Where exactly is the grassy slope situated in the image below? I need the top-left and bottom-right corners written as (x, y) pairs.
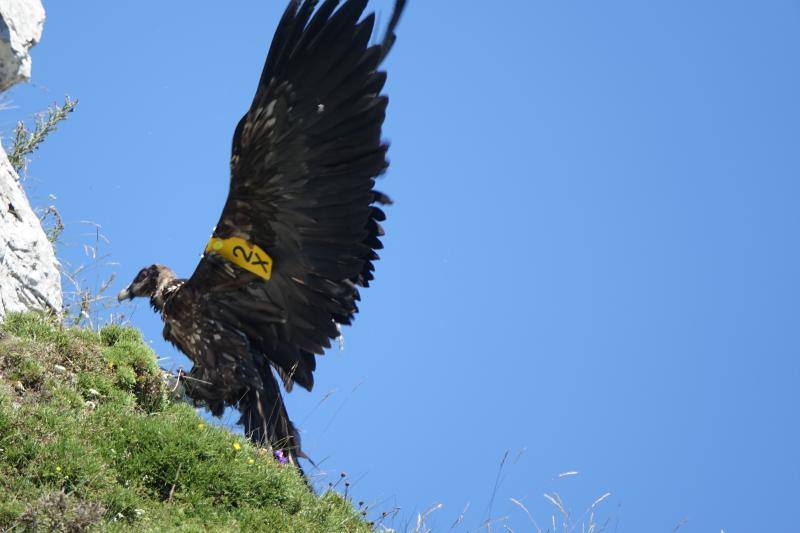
top-left (0, 313), bottom-right (369, 532)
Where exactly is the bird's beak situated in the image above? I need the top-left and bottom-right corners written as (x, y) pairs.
top-left (117, 286), bottom-right (133, 302)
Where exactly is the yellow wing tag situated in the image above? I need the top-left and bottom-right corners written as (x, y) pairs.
top-left (205, 236), bottom-right (273, 281)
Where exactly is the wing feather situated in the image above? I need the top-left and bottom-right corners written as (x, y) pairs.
top-left (184, 0), bottom-right (405, 391)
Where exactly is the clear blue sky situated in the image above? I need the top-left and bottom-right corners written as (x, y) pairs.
top-left (5, 1), bottom-right (800, 530)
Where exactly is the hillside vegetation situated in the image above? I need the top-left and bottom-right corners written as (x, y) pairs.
top-left (0, 312), bottom-right (369, 532)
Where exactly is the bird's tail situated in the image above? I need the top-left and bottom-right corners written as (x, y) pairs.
top-left (237, 373), bottom-right (309, 480)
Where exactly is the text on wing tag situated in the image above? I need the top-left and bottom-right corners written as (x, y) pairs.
top-left (204, 236), bottom-right (273, 280)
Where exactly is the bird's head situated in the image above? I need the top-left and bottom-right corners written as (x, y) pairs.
top-left (117, 264), bottom-right (175, 302)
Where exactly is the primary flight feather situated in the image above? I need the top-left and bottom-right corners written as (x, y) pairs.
top-left (118, 0), bottom-right (405, 473)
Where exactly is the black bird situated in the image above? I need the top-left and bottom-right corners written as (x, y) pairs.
top-left (118, 0), bottom-right (405, 472)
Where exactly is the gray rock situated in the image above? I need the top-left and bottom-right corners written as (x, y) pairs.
top-left (0, 0), bottom-right (45, 91)
top-left (0, 145), bottom-right (62, 320)
top-left (0, 0), bottom-right (60, 322)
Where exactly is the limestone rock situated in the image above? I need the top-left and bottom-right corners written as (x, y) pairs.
top-left (0, 146), bottom-right (62, 320)
top-left (0, 0), bottom-right (59, 321)
top-left (0, 0), bottom-right (45, 91)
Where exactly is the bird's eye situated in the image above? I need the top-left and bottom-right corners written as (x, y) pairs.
top-left (134, 270), bottom-right (147, 283)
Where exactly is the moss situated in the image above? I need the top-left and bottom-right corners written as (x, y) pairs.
top-left (99, 324), bottom-right (143, 347)
top-left (9, 352), bottom-right (46, 388)
top-left (0, 312), bottom-right (369, 532)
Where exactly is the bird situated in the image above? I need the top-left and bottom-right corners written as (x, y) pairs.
top-left (118, 0), bottom-right (405, 474)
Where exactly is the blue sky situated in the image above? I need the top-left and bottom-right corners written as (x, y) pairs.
top-left (5, 1), bottom-right (800, 530)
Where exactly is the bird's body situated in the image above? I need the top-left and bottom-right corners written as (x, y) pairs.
top-left (119, 0), bottom-right (405, 473)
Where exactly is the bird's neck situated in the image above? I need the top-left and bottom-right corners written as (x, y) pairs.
top-left (149, 273), bottom-right (182, 312)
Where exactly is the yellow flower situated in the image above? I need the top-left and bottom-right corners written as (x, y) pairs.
top-left (232, 442), bottom-right (241, 451)
top-left (248, 458), bottom-right (255, 464)
top-left (55, 466), bottom-right (61, 472)
top-left (197, 423), bottom-right (205, 430)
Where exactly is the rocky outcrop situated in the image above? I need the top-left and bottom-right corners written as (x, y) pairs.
top-left (0, 0), bottom-right (45, 91)
top-left (0, 0), bottom-right (60, 321)
top-left (0, 146), bottom-right (62, 319)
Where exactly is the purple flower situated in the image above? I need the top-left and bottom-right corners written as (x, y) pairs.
top-left (274, 449), bottom-right (288, 464)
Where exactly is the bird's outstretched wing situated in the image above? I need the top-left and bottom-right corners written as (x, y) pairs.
top-left (182, 0), bottom-right (405, 391)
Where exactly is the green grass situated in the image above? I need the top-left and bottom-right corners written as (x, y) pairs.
top-left (0, 312), bottom-right (370, 532)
